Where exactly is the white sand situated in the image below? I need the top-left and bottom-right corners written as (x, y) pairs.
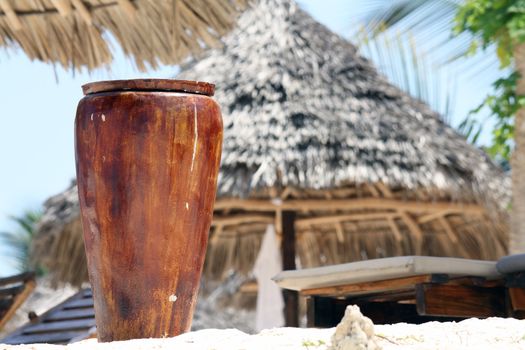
top-left (2, 318), bottom-right (525, 350)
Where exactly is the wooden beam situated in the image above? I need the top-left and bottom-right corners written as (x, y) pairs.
top-left (282, 210), bottom-right (298, 327)
top-left (0, 279), bottom-right (35, 330)
top-left (328, 188), bottom-right (357, 198)
top-left (302, 274), bottom-right (435, 297)
top-left (399, 211), bottom-right (424, 255)
top-left (334, 222), bottom-right (345, 243)
top-left (71, 0), bottom-right (92, 25)
top-left (387, 217), bottom-right (403, 242)
top-left (418, 211), bottom-right (451, 224)
top-left (366, 184), bottom-right (380, 197)
top-left (416, 283), bottom-right (506, 318)
top-left (239, 281), bottom-right (258, 294)
top-left (214, 198), bottom-right (485, 214)
top-left (280, 187), bottom-right (293, 199)
top-left (212, 214), bottom-right (274, 227)
top-left (210, 225), bottom-right (223, 244)
top-left (439, 217), bottom-right (459, 244)
top-left (376, 182), bottom-right (394, 198)
top-left (0, 0), bottom-right (22, 30)
top-left (50, 0), bottom-right (72, 16)
top-left (295, 212), bottom-right (396, 228)
top-left (217, 198), bottom-right (484, 214)
top-left (274, 209), bottom-right (282, 235)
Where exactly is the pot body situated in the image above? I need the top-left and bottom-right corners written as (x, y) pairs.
top-left (75, 80), bottom-right (222, 342)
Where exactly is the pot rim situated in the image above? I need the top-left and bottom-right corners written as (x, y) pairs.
top-left (82, 79), bottom-right (215, 96)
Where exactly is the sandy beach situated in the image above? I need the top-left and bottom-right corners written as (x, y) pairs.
top-left (1, 317), bottom-right (525, 350)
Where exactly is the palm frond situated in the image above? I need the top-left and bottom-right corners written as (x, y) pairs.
top-left (1, 210), bottom-right (42, 272)
top-left (351, 0), bottom-right (511, 146)
top-left (358, 30), bottom-right (456, 123)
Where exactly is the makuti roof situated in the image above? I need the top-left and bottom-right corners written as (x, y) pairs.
top-left (30, 0), bottom-right (510, 285)
top-left (0, 0), bottom-right (248, 71)
top-left (177, 0), bottom-right (509, 207)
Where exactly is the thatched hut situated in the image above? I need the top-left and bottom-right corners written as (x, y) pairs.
top-left (32, 0), bottom-right (509, 315)
top-left (0, 0), bottom-right (248, 71)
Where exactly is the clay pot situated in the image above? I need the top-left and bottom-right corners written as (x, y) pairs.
top-left (75, 79), bottom-right (223, 342)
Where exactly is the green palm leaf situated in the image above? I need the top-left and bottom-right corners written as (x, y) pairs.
top-left (0, 210), bottom-right (43, 273)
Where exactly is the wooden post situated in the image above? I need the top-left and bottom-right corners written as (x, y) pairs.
top-left (282, 210), bottom-right (299, 327)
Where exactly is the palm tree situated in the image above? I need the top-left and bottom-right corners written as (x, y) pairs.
top-left (511, 43), bottom-right (525, 254)
top-left (0, 210), bottom-right (43, 273)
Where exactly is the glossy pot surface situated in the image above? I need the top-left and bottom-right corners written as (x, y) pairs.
top-left (75, 79), bottom-right (223, 342)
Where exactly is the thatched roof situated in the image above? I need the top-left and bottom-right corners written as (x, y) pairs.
top-left (31, 0), bottom-right (510, 286)
top-left (0, 0), bottom-right (248, 71)
top-left (177, 0), bottom-right (507, 205)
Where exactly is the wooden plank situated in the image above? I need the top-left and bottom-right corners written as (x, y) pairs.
top-left (44, 308), bottom-right (95, 321)
top-left (63, 298), bottom-right (94, 309)
top-left (445, 276), bottom-right (505, 288)
top-left (0, 279), bottom-right (35, 330)
top-left (347, 289), bottom-right (416, 304)
top-left (509, 288), bottom-right (525, 311)
top-left (23, 318), bottom-right (95, 334)
top-left (282, 210), bottom-right (298, 327)
top-left (214, 198), bottom-right (485, 215)
top-left (2, 331), bottom-right (88, 345)
top-left (302, 274), bottom-right (437, 297)
top-left (416, 283), bottom-right (506, 318)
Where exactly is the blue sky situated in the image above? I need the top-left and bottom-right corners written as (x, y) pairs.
top-left (0, 0), bottom-right (499, 275)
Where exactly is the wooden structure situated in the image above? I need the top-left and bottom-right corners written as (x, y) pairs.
top-left (0, 272), bottom-right (35, 331)
top-left (0, 0), bottom-right (248, 71)
top-left (31, 0), bottom-right (510, 326)
top-left (274, 256), bottom-right (525, 326)
top-left (0, 289), bottom-right (94, 345)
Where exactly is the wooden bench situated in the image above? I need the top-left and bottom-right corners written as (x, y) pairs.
top-left (273, 256), bottom-right (525, 326)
